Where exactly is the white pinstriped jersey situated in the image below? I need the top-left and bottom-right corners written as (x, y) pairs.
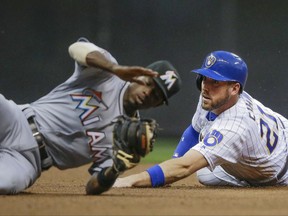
top-left (27, 41), bottom-right (129, 173)
top-left (192, 92), bottom-right (288, 185)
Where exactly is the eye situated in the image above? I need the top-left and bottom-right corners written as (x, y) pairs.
top-left (146, 80), bottom-right (152, 86)
top-left (136, 76), bottom-right (151, 86)
top-left (148, 78), bottom-right (155, 86)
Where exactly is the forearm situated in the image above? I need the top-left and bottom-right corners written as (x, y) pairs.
top-left (68, 41), bottom-right (116, 71)
top-left (160, 150), bottom-right (208, 185)
top-left (160, 159), bottom-right (194, 184)
top-left (86, 51), bottom-right (118, 72)
top-left (118, 158), bottom-right (195, 188)
top-left (115, 150), bottom-right (208, 188)
top-left (134, 158), bottom-right (193, 187)
top-left (68, 41), bottom-right (157, 82)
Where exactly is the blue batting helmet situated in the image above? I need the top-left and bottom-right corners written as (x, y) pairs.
top-left (192, 51), bottom-right (248, 92)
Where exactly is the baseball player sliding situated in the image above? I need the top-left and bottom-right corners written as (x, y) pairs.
top-left (0, 37), bottom-right (181, 195)
top-left (114, 51), bottom-right (288, 188)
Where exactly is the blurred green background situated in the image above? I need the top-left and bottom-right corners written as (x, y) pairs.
top-left (142, 137), bottom-right (179, 163)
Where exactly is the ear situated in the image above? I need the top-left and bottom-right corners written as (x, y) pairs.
top-left (230, 83), bottom-right (241, 95)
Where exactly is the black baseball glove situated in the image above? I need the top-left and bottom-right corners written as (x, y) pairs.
top-left (112, 115), bottom-right (158, 173)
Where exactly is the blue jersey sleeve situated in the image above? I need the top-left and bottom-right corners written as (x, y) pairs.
top-left (172, 125), bottom-right (199, 158)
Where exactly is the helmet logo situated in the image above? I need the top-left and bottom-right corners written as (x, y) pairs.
top-left (205, 54), bottom-right (216, 68)
top-left (160, 70), bottom-right (178, 90)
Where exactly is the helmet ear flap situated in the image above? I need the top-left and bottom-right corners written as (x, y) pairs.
top-left (196, 75), bottom-right (203, 91)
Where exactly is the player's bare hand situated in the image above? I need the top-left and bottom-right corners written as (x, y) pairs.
top-left (113, 177), bottom-right (133, 188)
top-left (112, 65), bottom-right (158, 85)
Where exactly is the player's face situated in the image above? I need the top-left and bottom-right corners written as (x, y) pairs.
top-left (125, 76), bottom-right (165, 110)
top-left (201, 76), bottom-right (240, 114)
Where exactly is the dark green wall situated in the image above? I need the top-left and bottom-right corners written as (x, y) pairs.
top-left (1, 0), bottom-right (288, 138)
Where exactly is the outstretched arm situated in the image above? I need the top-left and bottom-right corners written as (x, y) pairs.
top-left (113, 149), bottom-right (208, 187)
top-left (68, 41), bottom-right (158, 85)
top-left (86, 116), bottom-right (158, 194)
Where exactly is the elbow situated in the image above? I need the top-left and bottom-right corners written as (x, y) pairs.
top-left (68, 43), bottom-right (77, 58)
top-left (68, 42), bottom-right (98, 66)
top-left (68, 42), bottom-right (87, 66)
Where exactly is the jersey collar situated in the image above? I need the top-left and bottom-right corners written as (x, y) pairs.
top-left (206, 111), bottom-right (218, 121)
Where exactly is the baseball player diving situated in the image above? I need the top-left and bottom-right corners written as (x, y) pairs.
top-left (0, 37), bottom-right (181, 195)
top-left (114, 51), bottom-right (288, 188)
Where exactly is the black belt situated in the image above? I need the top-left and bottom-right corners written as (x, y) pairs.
top-left (28, 117), bottom-right (52, 170)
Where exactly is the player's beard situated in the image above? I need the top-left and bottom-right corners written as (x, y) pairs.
top-left (201, 89), bottom-right (231, 112)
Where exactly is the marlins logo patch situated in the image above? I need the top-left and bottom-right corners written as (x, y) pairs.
top-left (203, 129), bottom-right (223, 147)
top-left (160, 70), bottom-right (178, 90)
top-left (204, 54), bottom-right (216, 68)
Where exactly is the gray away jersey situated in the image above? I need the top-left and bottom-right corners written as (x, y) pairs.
top-left (28, 46), bottom-right (127, 172)
top-left (192, 92), bottom-right (288, 185)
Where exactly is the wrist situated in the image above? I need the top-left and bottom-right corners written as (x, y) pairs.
top-left (86, 167), bottom-right (119, 195)
top-left (146, 164), bottom-right (165, 187)
top-left (98, 167), bottom-right (119, 187)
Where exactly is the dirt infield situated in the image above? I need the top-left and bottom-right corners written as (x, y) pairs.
top-left (1, 164), bottom-right (288, 216)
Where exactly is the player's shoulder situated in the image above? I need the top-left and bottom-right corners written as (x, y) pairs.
top-left (216, 94), bottom-right (256, 128)
top-left (228, 92), bottom-right (262, 129)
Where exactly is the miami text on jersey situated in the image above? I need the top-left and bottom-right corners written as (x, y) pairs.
top-left (71, 88), bottom-right (109, 162)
